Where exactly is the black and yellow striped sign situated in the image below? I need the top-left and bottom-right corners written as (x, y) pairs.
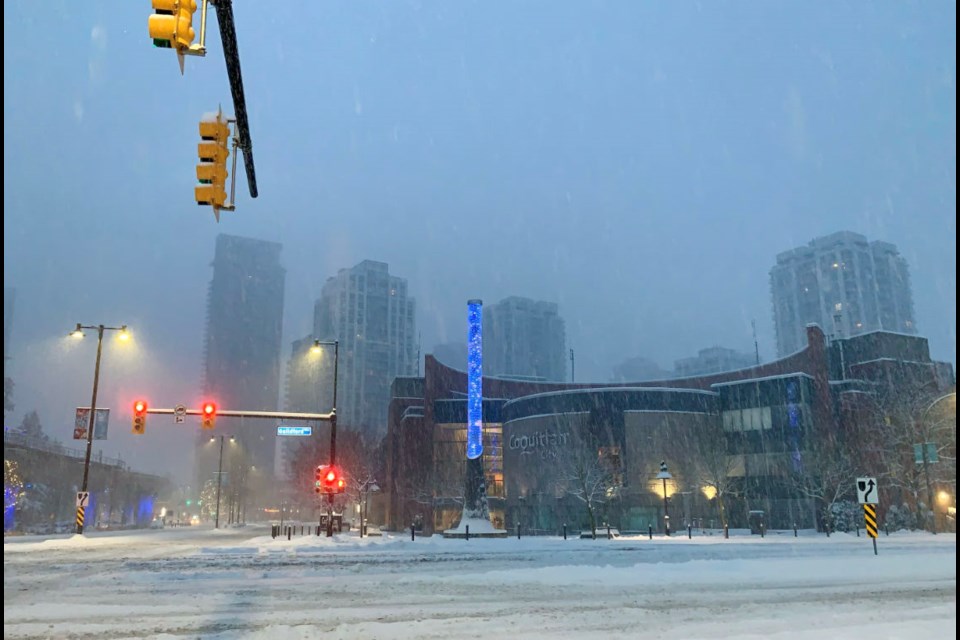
top-left (863, 504), bottom-right (878, 538)
top-left (76, 506), bottom-right (85, 531)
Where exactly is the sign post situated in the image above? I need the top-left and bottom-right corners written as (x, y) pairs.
top-left (863, 504), bottom-right (878, 555)
top-left (174, 404), bottom-right (187, 424)
top-left (856, 477), bottom-right (879, 555)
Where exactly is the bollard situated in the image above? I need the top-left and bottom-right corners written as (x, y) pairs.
top-left (466, 524), bottom-right (470, 541)
top-left (563, 524), bottom-right (567, 540)
top-left (517, 523), bottom-right (521, 540)
top-left (648, 524), bottom-right (653, 540)
top-left (794, 523), bottom-right (798, 537)
top-left (688, 524), bottom-right (692, 539)
top-left (724, 524), bottom-right (729, 539)
top-left (301, 525), bottom-right (304, 536)
top-left (760, 523), bottom-right (765, 538)
top-left (271, 525), bottom-right (276, 539)
top-left (856, 525), bottom-right (860, 537)
top-left (607, 525), bottom-right (611, 540)
top-left (411, 524), bottom-right (415, 541)
top-left (287, 527), bottom-right (291, 541)
top-left (885, 524), bottom-right (889, 537)
top-left (316, 525), bottom-right (321, 536)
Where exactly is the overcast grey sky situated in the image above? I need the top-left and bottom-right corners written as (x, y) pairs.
top-left (4, 1), bottom-right (955, 478)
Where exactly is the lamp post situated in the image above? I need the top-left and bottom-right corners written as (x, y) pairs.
top-left (69, 323), bottom-right (129, 535)
top-left (656, 460), bottom-right (672, 536)
top-left (312, 339), bottom-right (339, 537)
top-left (917, 392), bottom-right (956, 534)
top-left (359, 479), bottom-right (380, 538)
top-left (210, 434), bottom-right (235, 529)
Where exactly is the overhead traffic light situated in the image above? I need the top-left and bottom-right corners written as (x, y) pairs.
top-left (148, 0), bottom-right (197, 52)
top-left (324, 467), bottom-right (346, 494)
top-left (132, 400), bottom-right (148, 435)
top-left (195, 109), bottom-right (232, 219)
top-left (314, 466), bottom-right (345, 494)
top-left (201, 402), bottom-right (217, 429)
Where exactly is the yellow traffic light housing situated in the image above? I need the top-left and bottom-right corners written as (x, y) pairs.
top-left (195, 109), bottom-right (235, 220)
top-left (132, 400), bottom-right (148, 435)
top-left (148, 0), bottom-right (177, 49)
top-left (149, 0), bottom-right (206, 71)
top-left (148, 0), bottom-right (197, 50)
top-left (175, 0), bottom-right (198, 51)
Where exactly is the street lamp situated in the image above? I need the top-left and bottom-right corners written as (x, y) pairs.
top-left (210, 434), bottom-right (235, 528)
top-left (656, 460), bottom-right (672, 536)
top-left (917, 392), bottom-right (956, 535)
top-left (69, 323), bottom-right (129, 534)
top-left (312, 339), bottom-right (340, 537)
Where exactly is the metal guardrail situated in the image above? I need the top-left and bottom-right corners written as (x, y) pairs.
top-left (3, 430), bottom-right (128, 469)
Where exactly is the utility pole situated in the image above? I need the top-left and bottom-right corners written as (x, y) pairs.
top-left (570, 348), bottom-right (575, 383)
top-left (70, 323), bottom-right (128, 534)
top-left (751, 319), bottom-right (760, 366)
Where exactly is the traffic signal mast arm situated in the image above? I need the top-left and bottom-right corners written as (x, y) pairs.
top-left (210, 0), bottom-right (257, 198)
top-left (140, 407), bottom-right (336, 421)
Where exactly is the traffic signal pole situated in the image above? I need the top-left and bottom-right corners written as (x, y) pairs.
top-left (326, 411), bottom-right (337, 537)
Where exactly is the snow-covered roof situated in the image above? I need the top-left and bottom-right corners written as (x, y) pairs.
top-left (849, 358), bottom-right (934, 367)
top-left (710, 372), bottom-right (814, 388)
top-left (503, 386), bottom-right (719, 408)
top-left (839, 328), bottom-right (925, 341)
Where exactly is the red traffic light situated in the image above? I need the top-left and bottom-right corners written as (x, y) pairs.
top-left (133, 400), bottom-right (148, 415)
top-left (325, 470), bottom-right (336, 483)
top-left (203, 402), bottom-right (216, 415)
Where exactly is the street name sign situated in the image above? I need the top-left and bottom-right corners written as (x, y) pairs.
top-left (277, 425), bottom-right (312, 437)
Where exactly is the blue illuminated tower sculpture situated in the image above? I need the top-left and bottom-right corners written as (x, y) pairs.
top-left (464, 299), bottom-right (490, 520)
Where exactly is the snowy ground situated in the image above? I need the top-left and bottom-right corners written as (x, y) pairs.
top-left (4, 525), bottom-right (955, 639)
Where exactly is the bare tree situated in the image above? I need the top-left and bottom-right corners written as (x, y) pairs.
top-left (17, 410), bottom-right (48, 443)
top-left (687, 424), bottom-right (740, 528)
top-left (555, 439), bottom-right (617, 535)
top-left (873, 378), bottom-right (956, 529)
top-left (791, 434), bottom-right (858, 533)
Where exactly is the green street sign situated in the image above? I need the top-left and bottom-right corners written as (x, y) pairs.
top-left (913, 442), bottom-right (939, 464)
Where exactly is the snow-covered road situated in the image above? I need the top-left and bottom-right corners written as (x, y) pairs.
top-left (4, 526), bottom-right (955, 639)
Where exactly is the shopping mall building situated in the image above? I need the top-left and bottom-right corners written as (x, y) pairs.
top-left (385, 325), bottom-right (954, 534)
